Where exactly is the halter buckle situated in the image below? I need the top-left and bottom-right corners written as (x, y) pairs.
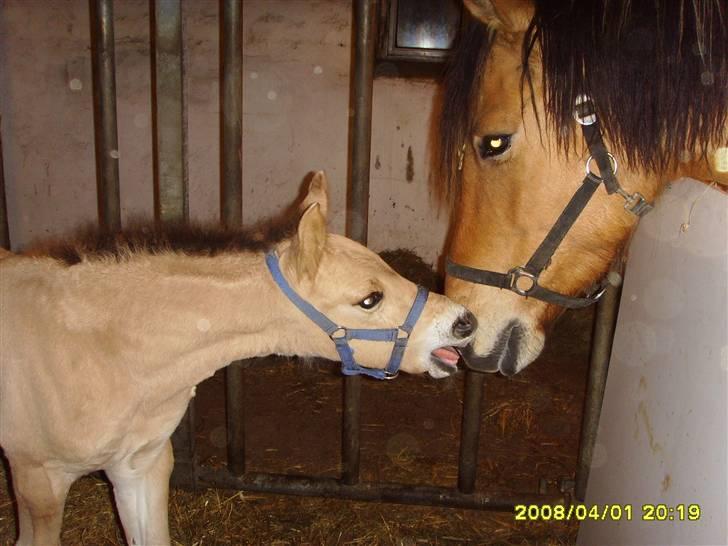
top-left (506, 267), bottom-right (538, 296)
top-left (616, 189), bottom-right (653, 217)
top-left (383, 370), bottom-right (399, 380)
top-left (330, 327), bottom-right (347, 340)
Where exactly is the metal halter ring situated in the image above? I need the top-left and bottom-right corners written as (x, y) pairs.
top-left (507, 267), bottom-right (538, 297)
top-left (585, 153), bottom-right (618, 180)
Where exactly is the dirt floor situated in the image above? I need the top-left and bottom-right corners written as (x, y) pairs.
top-left (0, 251), bottom-right (593, 545)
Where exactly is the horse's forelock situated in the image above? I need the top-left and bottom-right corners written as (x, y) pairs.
top-left (525, 0), bottom-right (727, 173)
top-left (438, 16), bottom-right (494, 203)
top-left (439, 1), bottom-right (726, 190)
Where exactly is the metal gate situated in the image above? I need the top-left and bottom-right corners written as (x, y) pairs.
top-left (0, 0), bottom-right (619, 511)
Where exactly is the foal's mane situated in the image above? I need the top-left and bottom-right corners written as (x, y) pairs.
top-left (439, 0), bottom-right (727, 195)
top-left (36, 217), bottom-right (297, 266)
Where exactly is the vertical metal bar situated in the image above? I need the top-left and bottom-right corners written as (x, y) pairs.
top-left (342, 375), bottom-right (362, 484)
top-left (220, 0), bottom-right (242, 228)
top-left (0, 117), bottom-right (8, 249)
top-left (151, 0), bottom-right (193, 488)
top-left (89, 0), bottom-right (121, 232)
top-left (458, 370), bottom-right (485, 494)
top-left (152, 0), bottom-right (187, 222)
top-left (347, 0), bottom-right (376, 244)
top-left (575, 281), bottom-right (622, 501)
top-left (342, 0), bottom-right (377, 486)
top-left (220, 0), bottom-right (246, 476)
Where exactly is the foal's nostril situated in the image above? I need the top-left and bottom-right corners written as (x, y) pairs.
top-left (452, 311), bottom-right (477, 338)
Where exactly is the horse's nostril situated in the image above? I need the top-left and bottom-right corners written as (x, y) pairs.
top-left (452, 311), bottom-right (477, 338)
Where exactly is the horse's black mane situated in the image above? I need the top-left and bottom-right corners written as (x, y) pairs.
top-left (439, 0), bottom-right (727, 194)
top-left (37, 216), bottom-right (298, 266)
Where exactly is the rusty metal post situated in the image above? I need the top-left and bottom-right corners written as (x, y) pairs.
top-left (89, 0), bottom-right (121, 233)
top-left (458, 370), bottom-right (485, 493)
top-left (575, 281), bottom-right (622, 501)
top-left (220, 0), bottom-right (246, 476)
top-left (150, 0), bottom-right (193, 488)
top-left (0, 117), bottom-right (8, 249)
top-left (220, 0), bottom-right (242, 229)
top-left (342, 0), bottom-right (377, 486)
top-left (152, 0), bottom-right (187, 223)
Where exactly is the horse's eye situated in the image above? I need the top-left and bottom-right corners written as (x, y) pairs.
top-left (357, 291), bottom-right (383, 310)
top-left (477, 134), bottom-right (512, 159)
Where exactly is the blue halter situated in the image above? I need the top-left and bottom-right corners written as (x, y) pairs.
top-left (265, 250), bottom-right (429, 380)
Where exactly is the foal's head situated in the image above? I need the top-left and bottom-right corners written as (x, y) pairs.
top-left (441, 0), bottom-right (726, 374)
top-left (276, 172), bottom-right (477, 378)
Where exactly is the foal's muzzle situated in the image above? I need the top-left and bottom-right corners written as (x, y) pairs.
top-left (452, 311), bottom-right (477, 339)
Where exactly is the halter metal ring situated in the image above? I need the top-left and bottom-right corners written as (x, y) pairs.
top-left (585, 153), bottom-right (618, 180)
top-left (507, 267), bottom-right (538, 297)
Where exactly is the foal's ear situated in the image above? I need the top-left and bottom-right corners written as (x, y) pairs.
top-left (300, 171), bottom-right (329, 220)
top-left (463, 0), bottom-right (533, 33)
top-left (291, 202), bottom-right (327, 282)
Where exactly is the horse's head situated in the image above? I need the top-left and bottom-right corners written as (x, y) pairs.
top-left (441, 0), bottom-right (726, 375)
top-left (276, 172), bottom-right (477, 379)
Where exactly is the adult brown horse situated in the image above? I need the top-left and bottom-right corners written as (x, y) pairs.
top-left (439, 0), bottom-right (727, 375)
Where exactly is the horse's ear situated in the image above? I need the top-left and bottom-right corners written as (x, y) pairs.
top-left (463, 0), bottom-right (533, 33)
top-left (290, 202), bottom-right (327, 282)
top-left (300, 171), bottom-right (329, 220)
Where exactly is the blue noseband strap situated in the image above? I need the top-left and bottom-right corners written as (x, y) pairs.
top-left (265, 250), bottom-right (429, 380)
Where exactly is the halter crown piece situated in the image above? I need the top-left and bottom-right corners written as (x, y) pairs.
top-left (446, 95), bottom-right (654, 309)
top-left (265, 251), bottom-right (429, 380)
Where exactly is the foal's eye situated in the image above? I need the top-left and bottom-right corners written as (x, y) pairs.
top-left (477, 134), bottom-right (512, 159)
top-left (357, 291), bottom-right (383, 310)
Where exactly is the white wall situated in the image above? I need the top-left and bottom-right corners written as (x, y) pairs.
top-left (577, 179), bottom-right (728, 546)
top-left (0, 0), bottom-right (449, 263)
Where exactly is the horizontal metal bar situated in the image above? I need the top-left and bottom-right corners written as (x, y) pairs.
top-left (196, 467), bottom-right (566, 511)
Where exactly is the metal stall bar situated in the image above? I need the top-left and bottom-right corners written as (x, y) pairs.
top-left (458, 371), bottom-right (486, 493)
top-left (342, 0), bottom-right (377, 486)
top-left (152, 0), bottom-right (187, 223)
top-left (575, 281), bottom-right (622, 501)
top-left (220, 0), bottom-right (247, 477)
top-left (90, 0), bottom-right (121, 233)
top-left (198, 466), bottom-right (564, 510)
top-left (0, 117), bottom-right (8, 250)
top-left (151, 0), bottom-right (194, 488)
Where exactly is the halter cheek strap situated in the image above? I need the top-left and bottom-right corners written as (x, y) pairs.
top-left (447, 96), bottom-right (654, 309)
top-left (265, 251), bottom-right (429, 380)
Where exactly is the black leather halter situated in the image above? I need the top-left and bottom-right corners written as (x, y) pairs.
top-left (446, 96), bottom-right (654, 309)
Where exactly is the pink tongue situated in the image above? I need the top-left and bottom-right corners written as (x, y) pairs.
top-left (432, 347), bottom-right (460, 366)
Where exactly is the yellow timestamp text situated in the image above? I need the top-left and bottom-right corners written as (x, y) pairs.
top-left (514, 503), bottom-right (701, 522)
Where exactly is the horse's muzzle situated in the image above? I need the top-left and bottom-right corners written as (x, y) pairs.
top-left (457, 320), bottom-right (525, 376)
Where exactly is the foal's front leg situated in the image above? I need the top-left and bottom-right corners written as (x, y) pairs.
top-left (106, 439), bottom-right (174, 546)
top-left (9, 460), bottom-right (76, 546)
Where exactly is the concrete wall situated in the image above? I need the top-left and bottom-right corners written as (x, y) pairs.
top-left (0, 0), bottom-right (449, 263)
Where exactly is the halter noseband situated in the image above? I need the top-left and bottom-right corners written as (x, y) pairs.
top-left (265, 250), bottom-right (430, 380)
top-left (446, 96), bottom-right (654, 309)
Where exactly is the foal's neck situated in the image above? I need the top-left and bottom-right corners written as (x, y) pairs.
top-left (68, 250), bottom-right (331, 392)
